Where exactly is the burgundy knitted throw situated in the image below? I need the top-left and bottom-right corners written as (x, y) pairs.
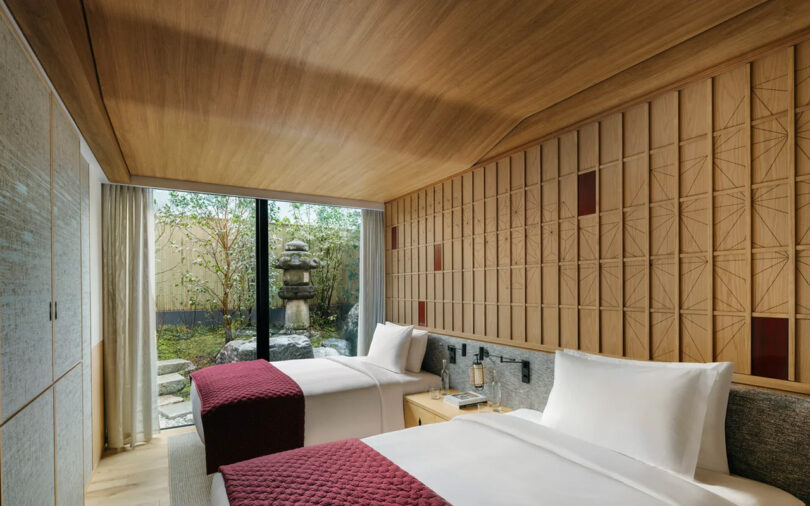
top-left (220, 438), bottom-right (450, 505)
top-left (191, 359), bottom-right (304, 474)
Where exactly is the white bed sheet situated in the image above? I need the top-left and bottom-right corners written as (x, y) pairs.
top-left (210, 411), bottom-right (803, 506)
top-left (191, 356), bottom-right (440, 446)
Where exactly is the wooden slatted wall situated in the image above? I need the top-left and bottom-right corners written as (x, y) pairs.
top-left (385, 41), bottom-right (810, 395)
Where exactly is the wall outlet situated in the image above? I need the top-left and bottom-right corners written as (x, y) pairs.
top-left (521, 360), bottom-right (531, 383)
top-left (448, 345), bottom-right (456, 364)
top-left (461, 343), bottom-right (466, 357)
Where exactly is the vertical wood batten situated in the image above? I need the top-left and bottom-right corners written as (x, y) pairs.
top-left (382, 37), bottom-right (810, 394)
top-left (789, 46), bottom-right (797, 381)
top-left (674, 92), bottom-right (682, 362)
top-left (644, 103), bottom-right (652, 359)
top-left (745, 62), bottom-right (754, 374)
top-left (708, 77), bottom-right (715, 363)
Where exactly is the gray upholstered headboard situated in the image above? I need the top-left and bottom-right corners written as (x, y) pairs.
top-left (726, 386), bottom-right (810, 504)
top-left (423, 333), bottom-right (810, 504)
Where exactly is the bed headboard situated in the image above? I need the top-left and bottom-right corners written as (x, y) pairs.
top-left (423, 333), bottom-right (810, 504)
top-left (725, 386), bottom-right (810, 504)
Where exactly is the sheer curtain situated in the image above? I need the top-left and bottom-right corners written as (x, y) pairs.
top-left (102, 185), bottom-right (158, 448)
top-left (358, 209), bottom-right (385, 356)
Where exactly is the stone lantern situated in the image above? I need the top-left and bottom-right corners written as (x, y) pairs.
top-left (273, 239), bottom-right (320, 331)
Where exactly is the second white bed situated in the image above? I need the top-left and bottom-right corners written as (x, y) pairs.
top-left (191, 356), bottom-right (440, 446)
top-left (210, 410), bottom-right (803, 506)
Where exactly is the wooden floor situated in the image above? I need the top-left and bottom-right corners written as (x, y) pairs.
top-left (85, 425), bottom-right (195, 506)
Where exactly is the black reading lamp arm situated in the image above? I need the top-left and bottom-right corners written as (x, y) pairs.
top-left (476, 347), bottom-right (531, 384)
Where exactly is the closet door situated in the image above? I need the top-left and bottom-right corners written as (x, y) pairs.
top-left (0, 14), bottom-right (53, 421)
top-left (51, 101), bottom-right (82, 378)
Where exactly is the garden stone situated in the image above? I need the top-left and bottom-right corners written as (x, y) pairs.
top-left (215, 337), bottom-right (257, 364)
top-left (313, 347), bottom-right (340, 358)
top-left (160, 412), bottom-right (194, 429)
top-left (342, 303), bottom-right (359, 342)
top-left (268, 335), bottom-right (314, 361)
top-left (157, 358), bottom-right (194, 375)
top-left (322, 338), bottom-right (350, 356)
top-left (236, 340), bottom-right (257, 362)
top-left (158, 373), bottom-right (186, 395)
top-left (215, 335), bottom-right (314, 363)
top-left (159, 401), bottom-right (192, 420)
top-left (159, 395), bottom-right (184, 406)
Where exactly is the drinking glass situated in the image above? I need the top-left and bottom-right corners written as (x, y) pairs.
top-left (489, 380), bottom-right (502, 413)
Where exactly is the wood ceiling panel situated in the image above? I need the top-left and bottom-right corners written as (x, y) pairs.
top-left (484, 0), bottom-right (810, 163)
top-left (80, 0), bottom-right (760, 201)
top-left (3, 0), bottom-right (129, 182)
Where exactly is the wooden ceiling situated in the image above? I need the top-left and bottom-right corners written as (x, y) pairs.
top-left (10, 0), bottom-right (810, 202)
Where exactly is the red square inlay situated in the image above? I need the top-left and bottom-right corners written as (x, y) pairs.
top-left (751, 316), bottom-right (789, 380)
top-left (391, 226), bottom-right (398, 249)
top-left (578, 171), bottom-right (596, 216)
top-left (418, 301), bottom-right (426, 327)
top-left (434, 244), bottom-right (443, 271)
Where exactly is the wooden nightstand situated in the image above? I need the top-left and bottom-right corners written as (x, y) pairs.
top-left (403, 389), bottom-right (512, 428)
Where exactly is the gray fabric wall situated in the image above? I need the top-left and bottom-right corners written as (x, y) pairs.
top-left (422, 332), bottom-right (810, 504)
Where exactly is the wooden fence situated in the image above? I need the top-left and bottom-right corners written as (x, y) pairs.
top-left (155, 222), bottom-right (359, 312)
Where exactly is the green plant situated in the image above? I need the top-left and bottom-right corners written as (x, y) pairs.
top-left (156, 192), bottom-right (280, 342)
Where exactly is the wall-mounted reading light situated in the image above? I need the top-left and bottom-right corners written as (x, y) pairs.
top-left (474, 346), bottom-right (531, 384)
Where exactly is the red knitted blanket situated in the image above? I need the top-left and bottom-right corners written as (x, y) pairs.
top-left (191, 359), bottom-right (304, 474)
top-left (220, 438), bottom-right (450, 505)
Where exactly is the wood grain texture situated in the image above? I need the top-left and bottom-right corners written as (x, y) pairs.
top-left (485, 0), bottom-right (810, 163)
top-left (84, 425), bottom-right (195, 506)
top-left (387, 40), bottom-right (810, 394)
top-left (2, 0), bottom-right (129, 183)
top-left (37, 0), bottom-right (756, 202)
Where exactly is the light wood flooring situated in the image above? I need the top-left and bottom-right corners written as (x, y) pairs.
top-left (85, 425), bottom-right (195, 506)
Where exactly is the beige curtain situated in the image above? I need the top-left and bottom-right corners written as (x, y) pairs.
top-left (102, 185), bottom-right (157, 448)
top-left (359, 209), bottom-right (385, 355)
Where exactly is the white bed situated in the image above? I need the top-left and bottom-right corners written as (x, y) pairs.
top-left (191, 356), bottom-right (440, 446)
top-left (209, 410), bottom-right (803, 506)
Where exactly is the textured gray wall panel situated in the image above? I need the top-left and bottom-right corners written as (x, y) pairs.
top-left (52, 104), bottom-right (82, 378)
top-left (0, 9), bottom-right (53, 421)
top-left (1, 389), bottom-right (55, 505)
top-left (80, 158), bottom-right (92, 484)
top-left (423, 333), bottom-right (554, 411)
top-left (726, 386), bottom-right (810, 505)
top-left (56, 367), bottom-right (84, 506)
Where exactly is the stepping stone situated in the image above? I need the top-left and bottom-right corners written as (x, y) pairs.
top-left (159, 401), bottom-right (192, 420)
top-left (313, 347), bottom-right (339, 358)
top-left (159, 395), bottom-right (184, 406)
top-left (158, 373), bottom-right (186, 395)
top-left (157, 358), bottom-right (194, 375)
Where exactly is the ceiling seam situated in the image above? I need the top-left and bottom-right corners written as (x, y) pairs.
top-left (79, 0), bottom-right (131, 177)
top-left (472, 0), bottom-right (772, 168)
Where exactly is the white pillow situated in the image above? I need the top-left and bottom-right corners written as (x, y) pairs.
top-left (541, 351), bottom-right (716, 478)
top-left (386, 322), bottom-right (428, 372)
top-left (563, 349), bottom-right (733, 474)
top-left (366, 323), bottom-right (413, 373)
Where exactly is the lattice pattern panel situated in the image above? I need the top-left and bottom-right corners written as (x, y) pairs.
top-left (386, 42), bottom-right (810, 393)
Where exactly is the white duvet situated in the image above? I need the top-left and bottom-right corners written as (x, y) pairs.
top-left (191, 356), bottom-right (440, 446)
top-left (210, 411), bottom-right (803, 506)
